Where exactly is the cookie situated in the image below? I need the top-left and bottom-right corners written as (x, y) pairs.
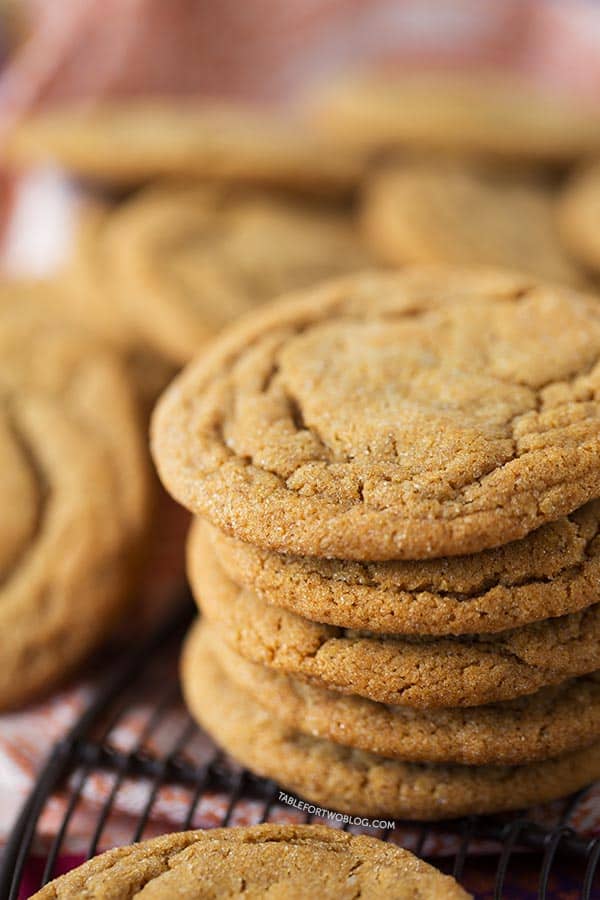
top-left (189, 520), bottom-right (600, 708)
top-left (557, 161), bottom-right (600, 274)
top-left (0, 283), bottom-right (149, 708)
top-left (153, 268), bottom-right (600, 560)
top-left (31, 824), bottom-right (470, 899)
top-left (193, 620), bottom-right (600, 766)
top-left (103, 183), bottom-right (370, 364)
top-left (309, 71), bottom-right (600, 164)
top-left (182, 636), bottom-right (600, 820)
top-left (7, 100), bottom-right (362, 192)
top-left (207, 500), bottom-right (600, 635)
top-left (361, 161), bottom-right (583, 286)
top-left (62, 201), bottom-right (175, 406)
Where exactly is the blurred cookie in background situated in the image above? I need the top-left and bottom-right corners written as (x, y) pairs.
top-left (361, 160), bottom-right (584, 286)
top-left (98, 182), bottom-right (371, 364)
top-left (5, 100), bottom-right (364, 194)
top-left (0, 281), bottom-right (150, 708)
top-left (60, 200), bottom-right (175, 409)
top-left (309, 71), bottom-right (600, 165)
top-left (557, 161), bottom-right (600, 276)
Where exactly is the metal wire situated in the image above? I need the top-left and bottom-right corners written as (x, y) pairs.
top-left (0, 596), bottom-right (598, 900)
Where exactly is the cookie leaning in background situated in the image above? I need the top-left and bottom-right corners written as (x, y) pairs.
top-left (30, 825), bottom-right (471, 899)
top-left (60, 200), bottom-right (175, 407)
top-left (557, 161), bottom-right (600, 274)
top-left (308, 70), bottom-right (600, 164)
top-left (5, 100), bottom-right (363, 193)
top-left (361, 161), bottom-right (583, 287)
top-left (182, 635), bottom-right (600, 821)
top-left (102, 183), bottom-right (370, 364)
top-left (152, 268), bottom-right (600, 560)
top-left (0, 283), bottom-right (149, 708)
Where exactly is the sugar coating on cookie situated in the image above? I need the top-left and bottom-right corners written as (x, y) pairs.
top-left (193, 620), bottom-right (600, 766)
top-left (182, 634), bottom-right (600, 821)
top-left (31, 824), bottom-right (470, 899)
top-left (153, 268), bottom-right (600, 560)
top-left (207, 500), bottom-right (600, 635)
top-left (188, 520), bottom-right (600, 708)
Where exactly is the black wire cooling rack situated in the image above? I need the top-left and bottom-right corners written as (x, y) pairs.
top-left (1, 592), bottom-right (599, 900)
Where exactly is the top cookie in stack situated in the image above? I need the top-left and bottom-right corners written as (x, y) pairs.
top-left (154, 266), bottom-right (600, 820)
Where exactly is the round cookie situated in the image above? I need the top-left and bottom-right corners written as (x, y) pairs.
top-left (31, 825), bottom-right (470, 900)
top-left (104, 183), bottom-right (370, 364)
top-left (182, 637), bottom-right (600, 821)
top-left (0, 283), bottom-right (149, 708)
top-left (194, 621), bottom-right (600, 766)
top-left (189, 520), bottom-right (600, 709)
top-left (361, 161), bottom-right (583, 286)
top-left (309, 71), bottom-right (600, 164)
top-left (207, 500), bottom-right (600, 635)
top-left (153, 268), bottom-right (600, 561)
top-left (62, 201), bottom-right (175, 407)
top-left (557, 161), bottom-right (600, 274)
top-left (7, 100), bottom-right (362, 192)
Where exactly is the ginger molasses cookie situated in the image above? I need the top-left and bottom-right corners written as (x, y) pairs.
top-left (0, 283), bottom-right (149, 708)
top-left (153, 268), bottom-right (600, 560)
top-left (309, 71), bottom-right (600, 164)
top-left (557, 161), bottom-right (600, 274)
top-left (182, 638), bottom-right (600, 821)
top-left (207, 500), bottom-right (600, 635)
top-left (104, 183), bottom-right (370, 364)
top-left (361, 161), bottom-right (582, 286)
top-left (193, 621), bottom-right (600, 766)
top-left (7, 100), bottom-right (362, 192)
top-left (189, 521), bottom-right (600, 709)
top-left (31, 824), bottom-right (470, 899)
top-left (62, 201), bottom-right (175, 406)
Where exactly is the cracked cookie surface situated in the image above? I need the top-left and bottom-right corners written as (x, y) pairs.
top-left (0, 284), bottom-right (149, 708)
top-left (362, 161), bottom-right (582, 286)
top-left (207, 500), bottom-right (600, 635)
top-left (107, 183), bottom-right (370, 364)
top-left (189, 521), bottom-right (600, 708)
top-left (182, 636), bottom-right (600, 820)
top-left (32, 824), bottom-right (470, 899)
top-left (153, 269), bottom-right (600, 560)
top-left (192, 621), bottom-right (600, 765)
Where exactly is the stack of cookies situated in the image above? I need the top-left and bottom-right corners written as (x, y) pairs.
top-left (152, 267), bottom-right (600, 820)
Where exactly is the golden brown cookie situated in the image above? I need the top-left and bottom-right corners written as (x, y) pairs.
top-left (194, 620), bottom-right (600, 766)
top-left (31, 824), bottom-right (470, 899)
top-left (103, 182), bottom-right (370, 364)
top-left (153, 268), bottom-right (600, 561)
top-left (61, 201), bottom-right (175, 406)
top-left (361, 161), bottom-right (583, 286)
top-left (207, 500), bottom-right (600, 635)
top-left (557, 161), bottom-right (600, 274)
top-left (0, 282), bottom-right (149, 708)
top-left (189, 520), bottom-right (600, 709)
top-left (182, 635), bottom-right (600, 821)
top-left (7, 100), bottom-right (362, 192)
top-left (309, 71), bottom-right (600, 164)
